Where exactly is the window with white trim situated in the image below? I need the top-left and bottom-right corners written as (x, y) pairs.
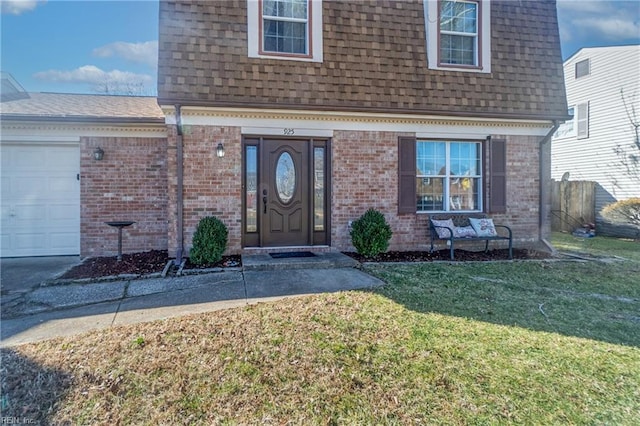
top-left (247, 0), bottom-right (323, 62)
top-left (425, 0), bottom-right (491, 73)
top-left (262, 0), bottom-right (308, 55)
top-left (416, 141), bottom-right (482, 212)
top-left (439, 0), bottom-right (479, 66)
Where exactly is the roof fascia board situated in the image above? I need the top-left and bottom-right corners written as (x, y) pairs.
top-left (160, 105), bottom-right (557, 138)
top-left (0, 114), bottom-right (165, 125)
top-left (1, 120), bottom-right (167, 139)
top-left (157, 98), bottom-right (571, 122)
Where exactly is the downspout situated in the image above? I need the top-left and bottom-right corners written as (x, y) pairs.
top-left (175, 105), bottom-right (184, 263)
top-left (539, 120), bottom-right (560, 252)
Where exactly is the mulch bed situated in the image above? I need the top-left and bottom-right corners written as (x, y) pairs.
top-left (180, 255), bottom-right (242, 270)
top-left (59, 249), bottom-right (549, 280)
top-left (59, 250), bottom-right (169, 280)
top-left (58, 251), bottom-right (240, 280)
top-left (344, 248), bottom-right (550, 263)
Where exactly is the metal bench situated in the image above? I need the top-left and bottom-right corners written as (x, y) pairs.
top-left (429, 214), bottom-right (513, 260)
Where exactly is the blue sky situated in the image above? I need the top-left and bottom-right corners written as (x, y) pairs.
top-left (1, 0), bottom-right (639, 95)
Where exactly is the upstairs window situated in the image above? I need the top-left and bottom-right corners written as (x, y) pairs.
top-left (425, 0), bottom-right (491, 73)
top-left (262, 0), bottom-right (309, 55)
top-left (439, 0), bottom-right (479, 66)
top-left (575, 59), bottom-right (590, 79)
top-left (247, 0), bottom-right (323, 62)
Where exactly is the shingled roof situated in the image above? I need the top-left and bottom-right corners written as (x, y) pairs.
top-left (0, 92), bottom-right (164, 123)
top-left (158, 0), bottom-right (568, 120)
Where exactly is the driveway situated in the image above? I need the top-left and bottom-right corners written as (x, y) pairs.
top-left (0, 256), bottom-right (81, 294)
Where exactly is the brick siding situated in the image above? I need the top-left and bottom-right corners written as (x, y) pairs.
top-left (489, 134), bottom-right (546, 243)
top-left (80, 136), bottom-right (168, 257)
top-left (332, 131), bottom-right (546, 252)
top-left (331, 130), bottom-right (429, 252)
top-left (162, 127), bottom-right (546, 255)
top-left (166, 125), bottom-right (243, 257)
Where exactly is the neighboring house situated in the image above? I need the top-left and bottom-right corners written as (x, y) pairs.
top-left (0, 82), bottom-right (167, 257)
top-left (157, 0), bottom-right (567, 259)
top-left (551, 45), bottom-right (640, 237)
top-left (1, 0), bottom-right (569, 259)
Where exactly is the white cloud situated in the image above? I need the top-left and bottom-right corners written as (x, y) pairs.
top-left (92, 41), bottom-right (159, 68)
top-left (557, 0), bottom-right (640, 42)
top-left (34, 65), bottom-right (153, 93)
top-left (575, 17), bottom-right (640, 40)
top-left (1, 0), bottom-right (46, 15)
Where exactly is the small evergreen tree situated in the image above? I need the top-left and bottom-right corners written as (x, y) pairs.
top-left (350, 208), bottom-right (393, 258)
top-left (190, 216), bottom-right (228, 264)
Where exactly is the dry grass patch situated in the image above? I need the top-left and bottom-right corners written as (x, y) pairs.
top-left (2, 288), bottom-right (639, 424)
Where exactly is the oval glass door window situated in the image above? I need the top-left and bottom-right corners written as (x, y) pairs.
top-left (276, 152), bottom-right (296, 203)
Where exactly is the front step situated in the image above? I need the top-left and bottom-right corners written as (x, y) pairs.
top-left (241, 251), bottom-right (360, 271)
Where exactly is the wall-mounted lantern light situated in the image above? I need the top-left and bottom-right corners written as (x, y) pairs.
top-left (216, 142), bottom-right (225, 158)
top-left (93, 147), bottom-right (104, 161)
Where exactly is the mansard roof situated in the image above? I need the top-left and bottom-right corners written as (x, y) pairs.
top-left (158, 0), bottom-right (568, 120)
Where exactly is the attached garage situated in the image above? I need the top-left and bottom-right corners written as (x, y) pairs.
top-left (1, 88), bottom-right (167, 258)
top-left (1, 142), bottom-right (80, 257)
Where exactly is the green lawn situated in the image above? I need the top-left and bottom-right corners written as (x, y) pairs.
top-left (551, 231), bottom-right (640, 262)
top-left (2, 235), bottom-right (639, 424)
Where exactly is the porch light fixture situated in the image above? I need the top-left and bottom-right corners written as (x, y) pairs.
top-left (216, 142), bottom-right (225, 158)
top-left (93, 147), bottom-right (104, 161)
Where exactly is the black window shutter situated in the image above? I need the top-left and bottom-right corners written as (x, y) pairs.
top-left (488, 138), bottom-right (507, 213)
top-left (398, 137), bottom-right (417, 214)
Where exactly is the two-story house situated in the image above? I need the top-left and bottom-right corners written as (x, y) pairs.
top-left (157, 0), bottom-right (567, 259)
top-left (551, 45), bottom-right (640, 238)
top-left (2, 0), bottom-right (568, 259)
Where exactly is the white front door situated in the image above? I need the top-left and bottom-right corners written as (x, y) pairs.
top-left (1, 143), bottom-right (80, 257)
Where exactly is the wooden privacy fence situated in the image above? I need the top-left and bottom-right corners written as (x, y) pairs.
top-left (551, 180), bottom-right (596, 232)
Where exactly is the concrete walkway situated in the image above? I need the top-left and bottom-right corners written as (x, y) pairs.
top-left (1, 253), bottom-right (384, 347)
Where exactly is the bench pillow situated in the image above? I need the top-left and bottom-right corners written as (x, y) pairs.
top-left (454, 225), bottom-right (477, 238)
top-left (431, 219), bottom-right (455, 238)
top-left (469, 217), bottom-right (498, 237)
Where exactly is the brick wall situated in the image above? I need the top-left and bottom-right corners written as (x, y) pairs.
top-left (163, 126), bottom-right (545, 255)
top-left (166, 125), bottom-right (243, 257)
top-left (80, 136), bottom-right (168, 257)
top-left (331, 130), bottom-right (430, 252)
top-left (488, 134), bottom-right (544, 243)
top-left (331, 131), bottom-right (545, 252)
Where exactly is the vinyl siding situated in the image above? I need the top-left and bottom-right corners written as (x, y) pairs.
top-left (551, 45), bottom-right (640, 216)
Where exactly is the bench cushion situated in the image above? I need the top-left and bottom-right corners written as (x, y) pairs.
top-left (454, 225), bottom-right (477, 238)
top-left (469, 217), bottom-right (498, 237)
top-left (431, 219), bottom-right (454, 238)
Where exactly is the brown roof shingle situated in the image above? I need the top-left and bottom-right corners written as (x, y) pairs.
top-left (0, 93), bottom-right (164, 122)
top-left (158, 0), bottom-right (568, 120)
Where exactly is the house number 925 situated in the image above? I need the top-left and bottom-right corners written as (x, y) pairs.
top-left (283, 128), bottom-right (295, 135)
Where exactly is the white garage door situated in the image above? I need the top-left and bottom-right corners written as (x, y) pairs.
top-left (1, 143), bottom-right (80, 257)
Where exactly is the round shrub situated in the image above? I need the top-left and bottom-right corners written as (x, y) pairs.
top-left (350, 208), bottom-right (393, 258)
top-left (190, 216), bottom-right (228, 265)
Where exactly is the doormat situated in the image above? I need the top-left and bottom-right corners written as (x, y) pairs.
top-left (269, 251), bottom-right (316, 259)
